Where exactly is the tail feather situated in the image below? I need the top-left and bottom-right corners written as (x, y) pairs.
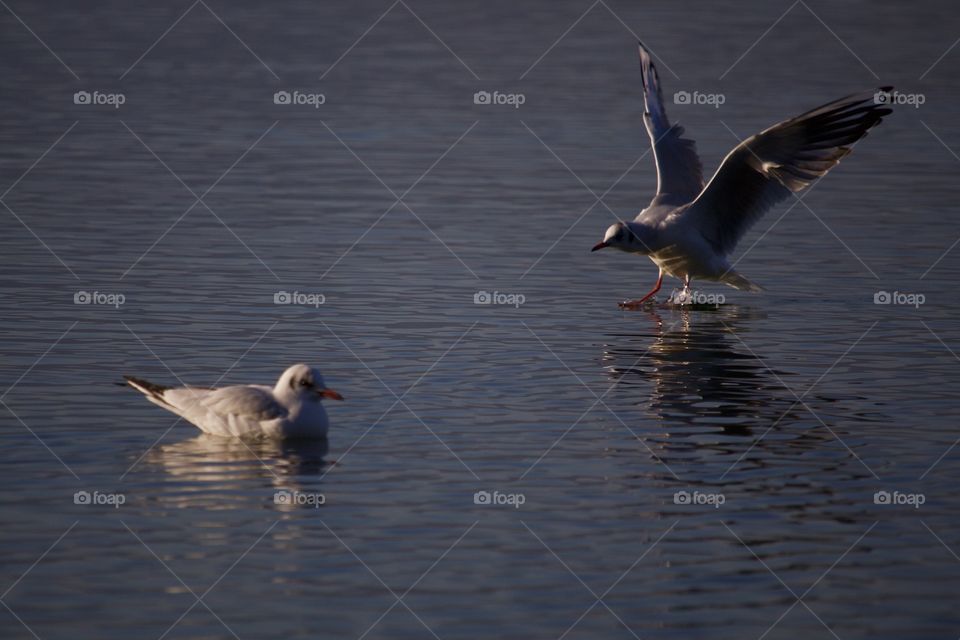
top-left (124, 375), bottom-right (171, 401)
top-left (720, 271), bottom-right (764, 292)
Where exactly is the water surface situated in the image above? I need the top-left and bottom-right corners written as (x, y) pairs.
top-left (2, 1), bottom-right (959, 638)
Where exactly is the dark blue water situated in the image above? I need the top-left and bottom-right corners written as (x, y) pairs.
top-left (2, 1), bottom-right (960, 638)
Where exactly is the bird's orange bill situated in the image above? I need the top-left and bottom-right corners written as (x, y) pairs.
top-left (317, 388), bottom-right (344, 401)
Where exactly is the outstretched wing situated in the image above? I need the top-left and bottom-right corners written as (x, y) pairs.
top-left (637, 41), bottom-right (704, 208)
top-left (683, 87), bottom-right (893, 255)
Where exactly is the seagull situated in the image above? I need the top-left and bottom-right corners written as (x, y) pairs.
top-left (124, 364), bottom-right (343, 439)
top-left (591, 42), bottom-right (893, 308)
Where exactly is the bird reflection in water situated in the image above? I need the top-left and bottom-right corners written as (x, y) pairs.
top-left (602, 305), bottom-right (879, 494)
top-left (603, 305), bottom-right (795, 435)
top-left (145, 435), bottom-right (330, 509)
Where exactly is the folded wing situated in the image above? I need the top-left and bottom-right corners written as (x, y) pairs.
top-left (684, 87), bottom-right (893, 255)
top-left (638, 41), bottom-right (704, 207)
top-left (164, 385), bottom-right (287, 436)
top-left (201, 385), bottom-right (286, 420)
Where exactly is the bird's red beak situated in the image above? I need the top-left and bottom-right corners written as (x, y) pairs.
top-left (317, 388), bottom-right (344, 401)
top-left (591, 241), bottom-right (608, 252)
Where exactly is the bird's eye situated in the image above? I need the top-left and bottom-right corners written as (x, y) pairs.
top-left (299, 379), bottom-right (311, 387)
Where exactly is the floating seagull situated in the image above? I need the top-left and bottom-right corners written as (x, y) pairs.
top-left (124, 364), bottom-right (342, 439)
top-left (592, 42), bottom-right (893, 308)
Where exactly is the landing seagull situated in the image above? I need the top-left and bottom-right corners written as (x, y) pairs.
top-left (124, 363), bottom-right (343, 439)
top-left (591, 42), bottom-right (893, 308)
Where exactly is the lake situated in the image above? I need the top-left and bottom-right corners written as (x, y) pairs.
top-left (1, 1), bottom-right (959, 638)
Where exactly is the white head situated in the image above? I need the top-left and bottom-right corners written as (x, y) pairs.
top-left (275, 364), bottom-right (343, 402)
top-left (591, 221), bottom-right (649, 254)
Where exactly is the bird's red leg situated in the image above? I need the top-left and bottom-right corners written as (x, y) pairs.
top-left (619, 269), bottom-right (663, 309)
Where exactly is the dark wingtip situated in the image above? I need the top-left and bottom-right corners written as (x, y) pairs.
top-left (637, 41), bottom-right (653, 89)
top-left (638, 41), bottom-right (652, 62)
top-left (123, 375), bottom-right (171, 396)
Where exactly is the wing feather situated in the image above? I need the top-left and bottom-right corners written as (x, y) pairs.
top-left (682, 87), bottom-right (893, 255)
top-left (160, 385), bottom-right (287, 436)
top-left (201, 385), bottom-right (286, 421)
top-left (637, 42), bottom-right (704, 207)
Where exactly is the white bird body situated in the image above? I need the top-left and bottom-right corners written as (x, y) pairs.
top-left (592, 42), bottom-right (892, 306)
top-left (619, 209), bottom-right (757, 291)
top-left (125, 364), bottom-right (342, 439)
